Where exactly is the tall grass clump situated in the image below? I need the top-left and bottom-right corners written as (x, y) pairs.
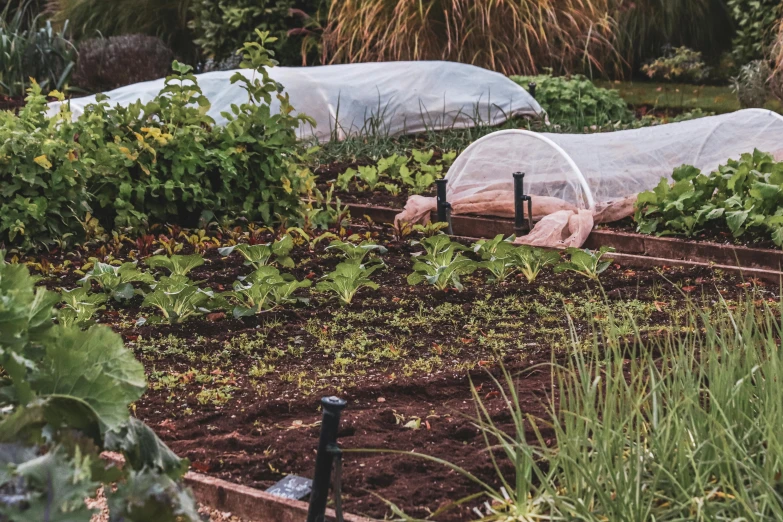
top-left (388, 291), bottom-right (783, 520)
top-left (320, 0), bottom-right (619, 77)
top-left (0, 1), bottom-right (75, 96)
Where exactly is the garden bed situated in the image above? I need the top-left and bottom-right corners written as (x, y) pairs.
top-left (21, 220), bottom-right (777, 520)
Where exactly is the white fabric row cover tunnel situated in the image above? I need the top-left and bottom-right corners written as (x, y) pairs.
top-left (446, 109), bottom-right (783, 212)
top-left (47, 61), bottom-right (543, 141)
top-left (397, 109), bottom-right (783, 248)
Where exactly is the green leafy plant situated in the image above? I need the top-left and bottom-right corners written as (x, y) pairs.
top-left (407, 235), bottom-right (477, 291)
top-left (0, 256), bottom-right (200, 520)
top-left (511, 74), bottom-right (632, 127)
top-left (336, 150), bottom-right (455, 196)
top-left (514, 245), bottom-right (560, 283)
top-left (316, 261), bottom-right (382, 305)
top-left (641, 46), bottom-right (708, 82)
top-left (80, 260), bottom-right (155, 302)
top-left (223, 266), bottom-right (311, 318)
top-left (218, 234), bottom-right (295, 269)
top-left (1, 32), bottom-right (313, 250)
top-left (554, 246), bottom-right (614, 280)
top-left (141, 275), bottom-right (220, 324)
top-left (727, 0), bottom-right (782, 63)
top-left (58, 286), bottom-right (107, 328)
top-left (473, 234), bottom-right (518, 283)
top-left (635, 150), bottom-right (783, 245)
top-left (147, 253), bottom-right (205, 276)
top-left (326, 239), bottom-right (387, 264)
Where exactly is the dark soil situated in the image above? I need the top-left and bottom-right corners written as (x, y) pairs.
top-left (22, 222), bottom-right (777, 520)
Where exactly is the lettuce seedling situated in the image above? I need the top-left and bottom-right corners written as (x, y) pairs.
top-left (141, 275), bottom-right (221, 324)
top-left (554, 246), bottom-right (615, 281)
top-left (59, 287), bottom-right (107, 329)
top-left (80, 260), bottom-right (155, 302)
top-left (326, 239), bottom-right (387, 264)
top-left (146, 254), bottom-right (205, 276)
top-left (218, 234), bottom-right (294, 269)
top-left (407, 235), bottom-right (477, 291)
top-left (224, 266), bottom-right (311, 318)
top-left (513, 246), bottom-right (560, 283)
top-left (316, 262), bottom-right (383, 305)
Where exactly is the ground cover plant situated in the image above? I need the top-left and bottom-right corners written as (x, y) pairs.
top-left (634, 149), bottom-right (783, 246)
top-left (7, 216), bottom-right (776, 520)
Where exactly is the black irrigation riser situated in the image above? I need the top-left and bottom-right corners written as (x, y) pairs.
top-left (513, 171), bottom-right (533, 236)
top-left (307, 396), bottom-right (347, 522)
top-left (435, 178), bottom-right (454, 234)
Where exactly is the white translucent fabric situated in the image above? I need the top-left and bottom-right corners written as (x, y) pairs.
top-left (446, 109), bottom-right (783, 212)
top-left (47, 61), bottom-right (542, 141)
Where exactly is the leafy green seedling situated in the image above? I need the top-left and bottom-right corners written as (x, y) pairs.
top-left (407, 235), bottom-right (477, 291)
top-left (514, 246), bottom-right (560, 283)
top-left (554, 246), bottom-right (615, 281)
top-left (412, 222), bottom-right (449, 238)
top-left (80, 260), bottom-right (155, 302)
top-left (326, 239), bottom-right (388, 264)
top-left (146, 254), bottom-right (205, 276)
top-left (316, 262), bottom-right (383, 305)
top-left (223, 267), bottom-right (311, 318)
top-left (474, 235), bottom-right (520, 283)
top-left (58, 287), bottom-right (107, 329)
top-left (218, 234), bottom-right (294, 269)
top-left (141, 275), bottom-right (221, 324)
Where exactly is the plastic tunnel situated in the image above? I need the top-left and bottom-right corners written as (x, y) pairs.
top-left (397, 109), bottom-right (783, 247)
top-left (446, 109), bottom-right (783, 213)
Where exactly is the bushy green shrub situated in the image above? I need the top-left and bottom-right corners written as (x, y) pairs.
top-left (727, 0), bottom-right (782, 63)
top-left (511, 74), bottom-right (632, 127)
top-left (73, 34), bottom-right (174, 92)
top-left (0, 32), bottom-right (314, 250)
top-left (0, 256), bottom-right (200, 520)
top-left (189, 0), bottom-right (314, 66)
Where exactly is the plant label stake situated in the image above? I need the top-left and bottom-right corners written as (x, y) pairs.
top-left (513, 172), bottom-right (533, 236)
top-left (306, 396), bottom-right (347, 522)
top-left (435, 179), bottom-right (454, 235)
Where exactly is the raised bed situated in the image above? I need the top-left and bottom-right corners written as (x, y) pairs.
top-left (347, 202), bottom-right (783, 281)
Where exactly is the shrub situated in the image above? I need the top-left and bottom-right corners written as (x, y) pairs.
top-left (188, 0), bottom-right (307, 66)
top-left (731, 59), bottom-right (770, 108)
top-left (0, 2), bottom-right (76, 97)
top-left (72, 34), bottom-right (174, 92)
top-left (0, 32), bottom-right (314, 250)
top-left (727, 0), bottom-right (782, 63)
top-left (0, 257), bottom-right (200, 520)
top-left (511, 74), bottom-right (632, 127)
top-left (320, 0), bottom-right (619, 76)
top-left (641, 46), bottom-right (709, 83)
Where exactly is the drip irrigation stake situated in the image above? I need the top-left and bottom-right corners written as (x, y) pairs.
top-left (528, 82), bottom-right (537, 99)
top-left (435, 179), bottom-right (454, 234)
top-left (513, 172), bottom-right (533, 236)
top-left (306, 396), bottom-right (347, 522)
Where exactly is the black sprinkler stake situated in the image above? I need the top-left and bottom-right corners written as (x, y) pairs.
top-left (306, 396), bottom-right (347, 522)
top-left (435, 178), bottom-right (454, 234)
top-left (528, 82), bottom-right (537, 99)
top-left (513, 172), bottom-right (533, 236)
